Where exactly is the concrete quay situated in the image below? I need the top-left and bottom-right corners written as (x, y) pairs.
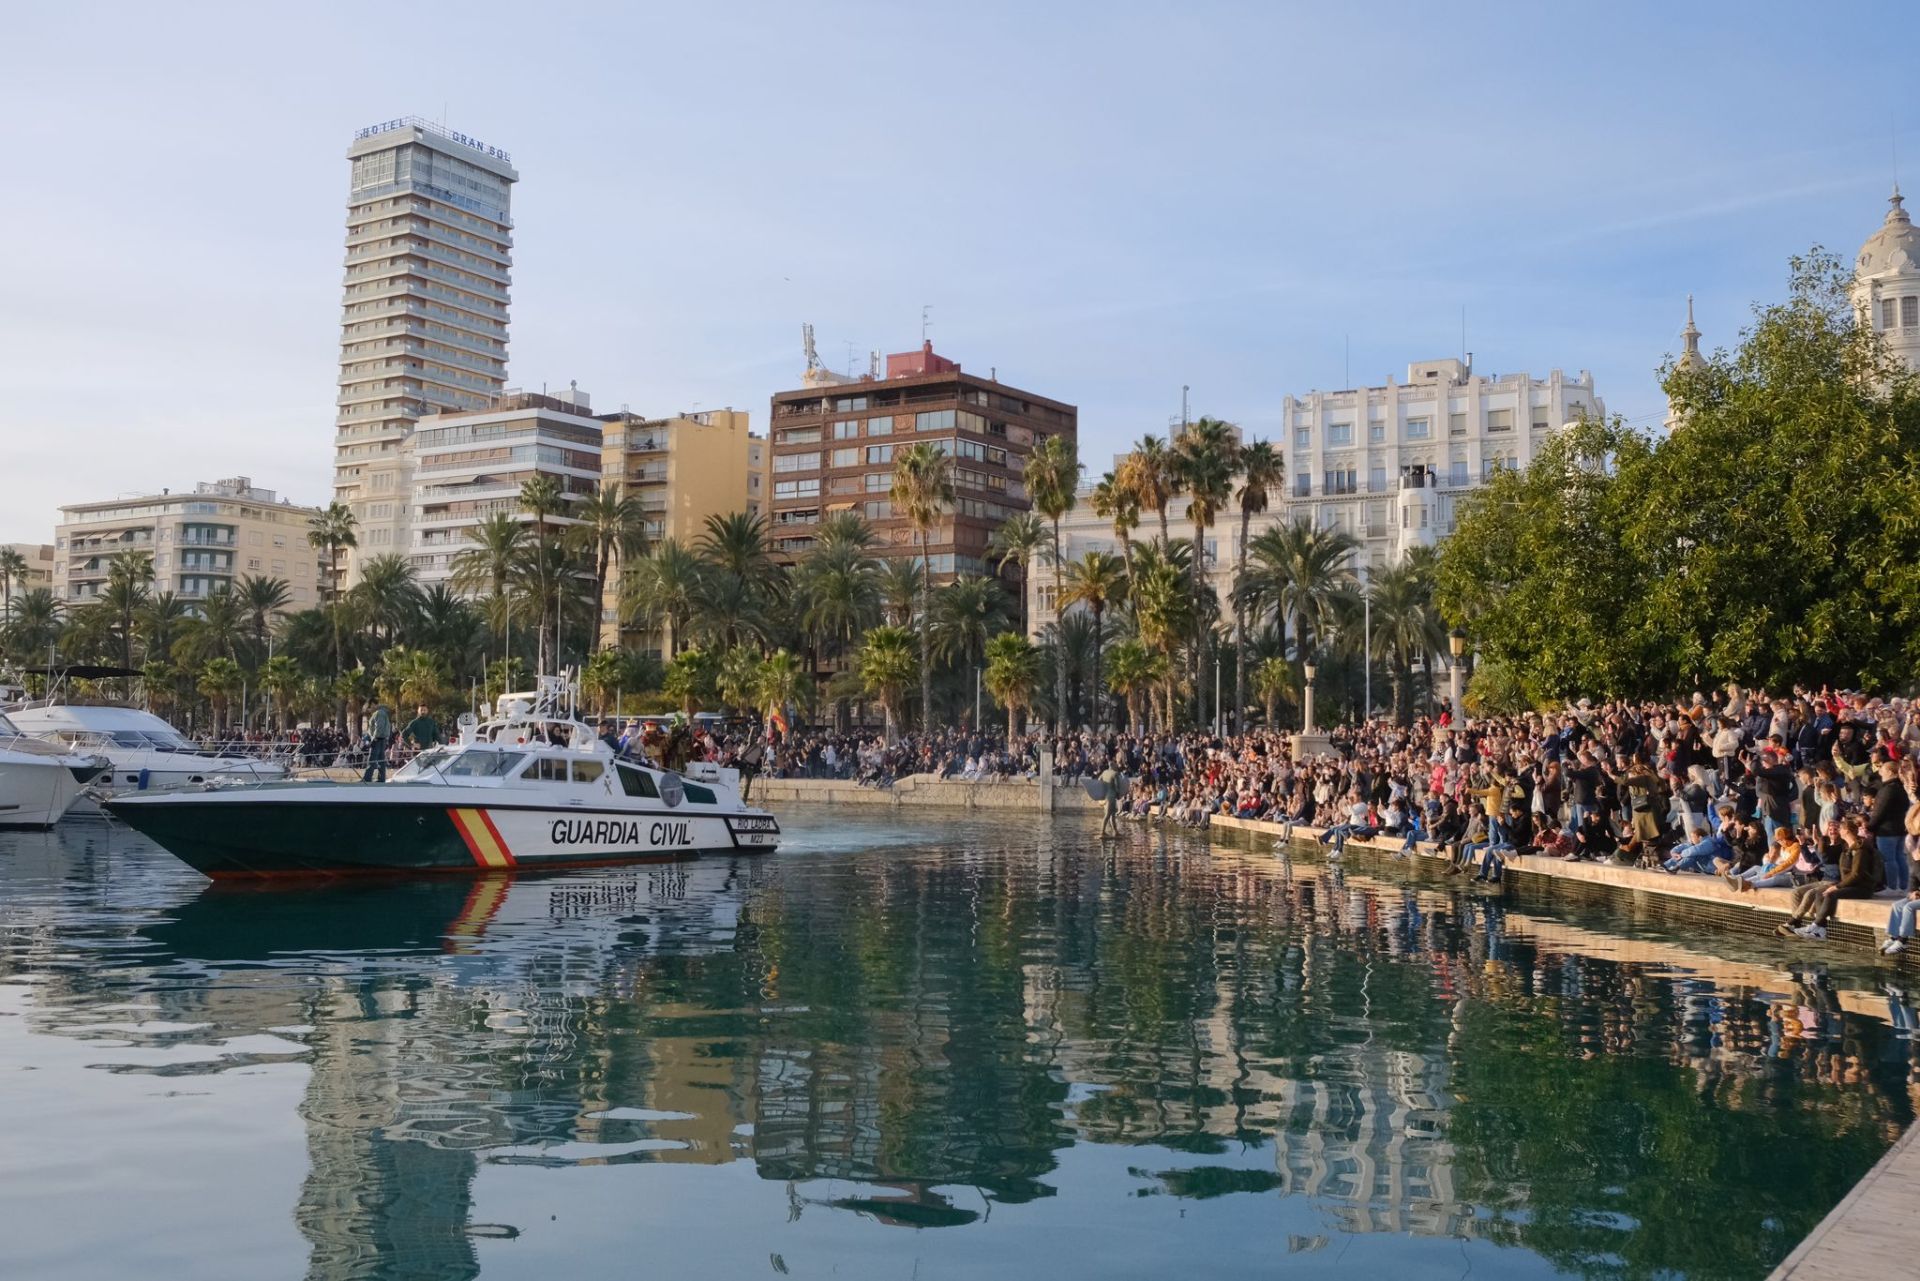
top-left (1206, 813), bottom-right (1911, 955)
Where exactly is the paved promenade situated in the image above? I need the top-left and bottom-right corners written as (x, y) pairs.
top-left (1208, 813), bottom-right (1906, 952)
top-left (1768, 1122), bottom-right (1920, 1279)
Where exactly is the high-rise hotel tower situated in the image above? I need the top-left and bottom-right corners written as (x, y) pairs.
top-left (334, 117), bottom-right (517, 582)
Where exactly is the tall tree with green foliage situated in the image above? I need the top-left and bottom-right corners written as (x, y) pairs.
top-left (891, 443), bottom-right (954, 730)
top-left (1231, 439), bottom-right (1283, 731)
top-left (1175, 417), bottom-right (1238, 723)
top-left (1058, 551), bottom-right (1125, 730)
top-left (1025, 433), bottom-right (1080, 733)
top-left (857, 623), bottom-right (918, 743)
top-left (983, 630), bottom-right (1041, 748)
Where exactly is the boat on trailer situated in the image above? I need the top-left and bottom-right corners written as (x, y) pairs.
top-left (104, 676), bottom-right (780, 879)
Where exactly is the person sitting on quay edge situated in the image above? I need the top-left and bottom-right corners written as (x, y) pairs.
top-left (1780, 815), bottom-right (1883, 941)
top-left (1724, 825), bottom-right (1803, 894)
top-left (1473, 801), bottom-right (1530, 884)
top-left (1318, 791), bottom-right (1374, 858)
top-left (1664, 806), bottom-right (1736, 874)
top-left (1879, 884), bottom-right (1920, 955)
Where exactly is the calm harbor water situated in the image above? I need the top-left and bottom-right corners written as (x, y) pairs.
top-left (1, 811), bottom-right (1913, 1281)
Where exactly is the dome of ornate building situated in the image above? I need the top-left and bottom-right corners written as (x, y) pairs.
top-left (1852, 187), bottom-right (1920, 373)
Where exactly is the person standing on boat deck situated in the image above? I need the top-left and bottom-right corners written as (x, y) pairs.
top-left (362, 703), bottom-right (393, 784)
top-left (401, 704), bottom-right (439, 753)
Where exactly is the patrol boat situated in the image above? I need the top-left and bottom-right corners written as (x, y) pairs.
top-left (104, 677), bottom-right (780, 878)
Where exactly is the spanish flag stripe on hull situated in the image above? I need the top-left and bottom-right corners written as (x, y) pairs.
top-left (448, 807), bottom-right (517, 868)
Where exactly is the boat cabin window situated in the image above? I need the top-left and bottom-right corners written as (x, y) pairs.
top-left (681, 780), bottom-right (717, 805)
top-left (442, 750), bottom-right (527, 778)
top-left (111, 731), bottom-right (151, 748)
top-left (531, 757), bottom-right (571, 782)
top-left (616, 764), bottom-right (660, 799)
top-left (571, 760), bottom-right (604, 784)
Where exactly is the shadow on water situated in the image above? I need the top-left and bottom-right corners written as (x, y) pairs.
top-left (1, 811), bottom-right (1915, 1280)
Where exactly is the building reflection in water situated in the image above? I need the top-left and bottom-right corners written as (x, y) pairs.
top-left (1, 822), bottom-right (1914, 1280)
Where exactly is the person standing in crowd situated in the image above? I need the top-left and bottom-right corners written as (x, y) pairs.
top-left (401, 704), bottom-right (440, 754)
top-left (1868, 755), bottom-right (1911, 894)
top-left (362, 702), bottom-right (393, 784)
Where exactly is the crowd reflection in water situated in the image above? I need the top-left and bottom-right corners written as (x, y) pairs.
top-left (2, 821), bottom-right (1915, 1280)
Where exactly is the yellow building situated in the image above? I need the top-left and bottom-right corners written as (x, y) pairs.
top-left (598, 409), bottom-right (764, 656)
top-left (53, 477), bottom-right (324, 612)
top-left (2, 543), bottom-right (55, 611)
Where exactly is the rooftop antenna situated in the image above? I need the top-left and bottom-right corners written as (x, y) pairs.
top-left (1344, 335), bottom-right (1350, 389)
top-left (1461, 306), bottom-right (1468, 369)
top-left (921, 305), bottom-right (931, 343)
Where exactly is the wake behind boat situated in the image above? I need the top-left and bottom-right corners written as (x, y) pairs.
top-left (104, 677), bottom-right (780, 878)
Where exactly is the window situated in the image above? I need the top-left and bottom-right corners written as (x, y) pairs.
top-left (1905, 296), bottom-right (1919, 329)
top-left (864, 472), bottom-right (891, 491)
top-left (779, 428), bottom-right (821, 445)
top-left (617, 763), bottom-right (660, 798)
top-left (571, 760), bottom-right (604, 784)
top-left (1294, 426), bottom-right (1311, 448)
top-left (866, 416), bottom-right (893, 436)
top-left (865, 444), bottom-right (893, 465)
top-left (1883, 298), bottom-right (1900, 329)
top-left (863, 500), bottom-right (891, 519)
top-left (833, 420), bottom-right (860, 439)
top-left (773, 452), bottom-right (820, 473)
top-left (834, 395), bottom-right (868, 411)
top-left (532, 757), bottom-right (570, 782)
top-left (915, 409), bottom-right (956, 432)
top-left (1328, 422), bottom-right (1353, 446)
top-left (831, 447), bottom-right (859, 468)
top-left (443, 750), bottom-right (525, 778)
top-left (1368, 422), bottom-right (1385, 443)
top-left (1531, 413), bottom-right (1550, 431)
top-left (1293, 476), bottom-right (1311, 497)
top-left (1486, 408), bottom-right (1513, 432)
top-left (1449, 461), bottom-right (1468, 487)
top-left (1448, 413), bottom-right (1466, 436)
top-left (1368, 465), bottom-right (1386, 492)
top-left (774, 479), bottom-right (820, 498)
top-left (1405, 418), bottom-right (1430, 439)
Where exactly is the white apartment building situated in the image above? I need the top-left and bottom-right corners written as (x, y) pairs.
top-left (1030, 357), bottom-right (1604, 634)
top-left (405, 389), bottom-right (601, 588)
top-left (53, 478), bottom-right (323, 610)
top-left (1853, 187), bottom-right (1920, 375)
top-left (334, 117), bottom-right (518, 582)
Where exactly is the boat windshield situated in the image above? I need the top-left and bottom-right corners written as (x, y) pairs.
top-left (393, 747), bottom-right (457, 779)
top-left (440, 749), bottom-right (527, 779)
top-left (0, 714), bottom-right (17, 736)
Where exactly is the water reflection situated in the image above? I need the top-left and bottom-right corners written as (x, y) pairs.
top-left (0, 816), bottom-right (1913, 1280)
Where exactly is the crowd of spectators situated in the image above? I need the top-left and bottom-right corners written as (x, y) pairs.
top-left (742, 685), bottom-right (1920, 949)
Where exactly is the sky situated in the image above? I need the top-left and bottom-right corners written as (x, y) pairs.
top-left (3, 0), bottom-right (1916, 544)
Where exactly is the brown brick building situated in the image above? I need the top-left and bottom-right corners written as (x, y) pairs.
top-left (767, 342), bottom-right (1077, 585)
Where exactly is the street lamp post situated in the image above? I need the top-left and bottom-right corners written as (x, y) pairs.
top-left (1448, 628), bottom-right (1467, 724)
top-left (1301, 659), bottom-right (1317, 734)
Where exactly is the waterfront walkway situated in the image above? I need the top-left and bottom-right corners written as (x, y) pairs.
top-left (1208, 814), bottom-right (1906, 953)
top-left (1769, 1123), bottom-right (1920, 1279)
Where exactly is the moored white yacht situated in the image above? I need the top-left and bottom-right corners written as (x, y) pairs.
top-left (0, 712), bottom-right (111, 828)
top-left (5, 703), bottom-right (288, 794)
top-left (104, 676), bottom-right (780, 878)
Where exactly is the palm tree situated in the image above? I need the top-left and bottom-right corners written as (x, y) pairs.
top-left (1057, 551), bottom-right (1125, 730)
top-left (174, 589), bottom-right (249, 666)
top-left (878, 558), bottom-right (923, 629)
top-left (196, 656), bottom-right (244, 737)
top-left (258, 654), bottom-right (301, 735)
top-left (793, 539), bottom-right (881, 674)
top-left (103, 549), bottom-right (154, 684)
top-left (1024, 433), bottom-right (1080, 734)
top-left (137, 592), bottom-right (190, 670)
top-left (333, 666), bottom-right (376, 736)
top-left (411, 584), bottom-right (483, 680)
top-left (755, 649), bottom-right (806, 725)
top-left (1231, 439), bottom-right (1283, 733)
top-left (619, 538), bottom-right (705, 658)
top-left (350, 553), bottom-right (422, 649)
top-left (450, 511), bottom-right (526, 601)
top-left (1, 588), bottom-right (63, 666)
top-left (378, 645), bottom-right (449, 710)
top-left (1240, 520), bottom-right (1361, 688)
top-left (236, 574), bottom-right (292, 663)
top-left (1367, 561), bottom-right (1445, 724)
top-left (569, 483), bottom-right (646, 654)
top-left (0, 545), bottom-right (29, 625)
top-left (1129, 558), bottom-right (1192, 731)
top-left (986, 511), bottom-right (1051, 637)
top-left (1120, 434), bottom-right (1178, 548)
top-left (1087, 470), bottom-right (1140, 596)
top-left (815, 509), bottom-right (877, 551)
top-left (857, 623), bottom-right (917, 743)
top-left (715, 645), bottom-right (762, 713)
top-left (984, 631), bottom-right (1041, 748)
top-left (930, 575), bottom-right (1010, 721)
top-left (307, 501), bottom-right (358, 679)
top-left (697, 511), bottom-right (778, 595)
top-left (1104, 638), bottom-right (1156, 735)
top-left (1253, 655), bottom-right (1296, 729)
top-left (890, 443), bottom-right (953, 731)
top-left (581, 646), bottom-right (656, 717)
top-left (518, 474), bottom-right (568, 672)
top-left (662, 647), bottom-right (718, 717)
top-left (1175, 417), bottom-right (1238, 724)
